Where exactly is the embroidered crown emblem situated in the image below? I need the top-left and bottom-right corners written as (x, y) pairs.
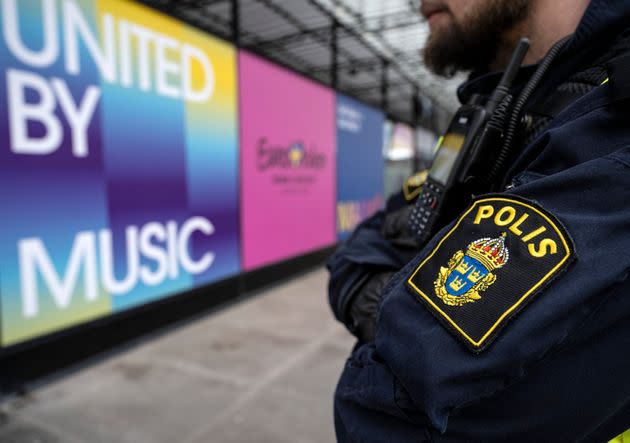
top-left (467, 233), bottom-right (510, 271)
top-left (449, 276), bottom-right (466, 292)
top-left (434, 233), bottom-right (510, 307)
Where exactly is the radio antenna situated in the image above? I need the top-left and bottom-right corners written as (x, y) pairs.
top-left (485, 38), bottom-right (531, 114)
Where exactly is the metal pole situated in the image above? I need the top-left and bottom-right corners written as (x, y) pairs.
top-left (412, 86), bottom-right (422, 171)
top-left (331, 15), bottom-right (339, 88)
top-left (381, 59), bottom-right (389, 112)
top-left (232, 0), bottom-right (241, 46)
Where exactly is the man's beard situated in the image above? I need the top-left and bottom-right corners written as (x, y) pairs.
top-left (423, 0), bottom-right (530, 76)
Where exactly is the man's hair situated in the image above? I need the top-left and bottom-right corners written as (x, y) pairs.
top-left (423, 0), bottom-right (531, 76)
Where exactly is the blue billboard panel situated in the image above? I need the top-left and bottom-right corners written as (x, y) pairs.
top-left (336, 95), bottom-right (385, 240)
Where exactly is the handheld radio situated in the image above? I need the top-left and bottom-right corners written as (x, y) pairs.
top-left (410, 39), bottom-right (531, 245)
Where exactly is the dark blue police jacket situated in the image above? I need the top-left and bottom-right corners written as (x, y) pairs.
top-left (331, 1), bottom-right (630, 441)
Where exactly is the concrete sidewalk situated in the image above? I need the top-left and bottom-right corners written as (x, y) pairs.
top-left (0, 268), bottom-right (354, 443)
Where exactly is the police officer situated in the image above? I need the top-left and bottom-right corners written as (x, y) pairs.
top-left (328, 0), bottom-right (630, 441)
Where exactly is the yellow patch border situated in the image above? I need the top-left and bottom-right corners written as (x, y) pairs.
top-left (407, 197), bottom-right (572, 349)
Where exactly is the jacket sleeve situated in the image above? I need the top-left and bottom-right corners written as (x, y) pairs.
top-left (327, 193), bottom-right (417, 326)
top-left (334, 147), bottom-right (630, 442)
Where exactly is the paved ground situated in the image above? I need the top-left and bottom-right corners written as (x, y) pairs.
top-left (0, 267), bottom-right (354, 443)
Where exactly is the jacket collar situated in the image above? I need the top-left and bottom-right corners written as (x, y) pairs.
top-left (457, 0), bottom-right (630, 104)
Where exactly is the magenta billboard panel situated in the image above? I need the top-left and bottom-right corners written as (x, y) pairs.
top-left (239, 51), bottom-right (336, 270)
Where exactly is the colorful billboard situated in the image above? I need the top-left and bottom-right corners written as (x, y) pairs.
top-left (239, 51), bottom-right (336, 270)
top-left (0, 0), bottom-right (240, 345)
top-left (336, 94), bottom-right (384, 240)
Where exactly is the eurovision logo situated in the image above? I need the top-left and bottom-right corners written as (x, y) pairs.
top-left (256, 137), bottom-right (328, 191)
top-left (256, 137), bottom-right (326, 171)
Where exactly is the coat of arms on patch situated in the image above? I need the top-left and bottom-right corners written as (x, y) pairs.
top-left (434, 233), bottom-right (509, 307)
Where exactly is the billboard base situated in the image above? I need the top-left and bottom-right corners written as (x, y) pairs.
top-left (0, 245), bottom-right (337, 397)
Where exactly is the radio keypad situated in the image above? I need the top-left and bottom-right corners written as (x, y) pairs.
top-left (410, 181), bottom-right (444, 244)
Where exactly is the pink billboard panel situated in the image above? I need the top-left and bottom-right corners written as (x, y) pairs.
top-left (239, 51), bottom-right (336, 270)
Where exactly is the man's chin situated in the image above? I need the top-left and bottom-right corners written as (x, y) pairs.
top-left (423, 28), bottom-right (459, 74)
top-left (422, 0), bottom-right (531, 76)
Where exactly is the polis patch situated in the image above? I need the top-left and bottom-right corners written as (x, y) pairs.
top-left (406, 195), bottom-right (575, 352)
